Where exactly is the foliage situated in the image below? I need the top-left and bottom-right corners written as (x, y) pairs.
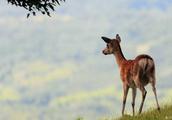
top-left (95, 104), bottom-right (172, 120)
top-left (117, 105), bottom-right (172, 120)
top-left (76, 117), bottom-right (84, 120)
top-left (7, 0), bottom-right (65, 17)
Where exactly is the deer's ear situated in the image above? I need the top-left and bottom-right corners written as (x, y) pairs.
top-left (116, 34), bottom-right (121, 43)
top-left (101, 36), bottom-right (111, 43)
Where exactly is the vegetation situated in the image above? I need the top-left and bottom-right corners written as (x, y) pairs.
top-left (117, 105), bottom-right (172, 120)
top-left (7, 0), bottom-right (65, 17)
top-left (77, 104), bottom-right (172, 120)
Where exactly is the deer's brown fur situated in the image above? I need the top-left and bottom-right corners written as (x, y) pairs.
top-left (102, 34), bottom-right (160, 116)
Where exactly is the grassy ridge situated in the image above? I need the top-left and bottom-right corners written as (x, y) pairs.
top-left (117, 105), bottom-right (172, 120)
top-left (76, 105), bottom-right (172, 120)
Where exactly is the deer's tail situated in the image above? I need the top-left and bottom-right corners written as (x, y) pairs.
top-left (137, 56), bottom-right (155, 77)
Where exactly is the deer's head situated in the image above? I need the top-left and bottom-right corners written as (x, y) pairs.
top-left (102, 34), bottom-right (121, 55)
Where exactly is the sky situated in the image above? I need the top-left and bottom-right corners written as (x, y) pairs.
top-left (0, 0), bottom-right (172, 120)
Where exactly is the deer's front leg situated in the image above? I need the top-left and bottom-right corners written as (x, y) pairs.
top-left (122, 84), bottom-right (129, 116)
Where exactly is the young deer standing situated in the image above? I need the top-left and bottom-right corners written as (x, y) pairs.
top-left (102, 34), bottom-right (160, 116)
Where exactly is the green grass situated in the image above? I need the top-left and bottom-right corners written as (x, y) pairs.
top-left (76, 104), bottom-right (172, 120)
top-left (117, 105), bottom-right (172, 120)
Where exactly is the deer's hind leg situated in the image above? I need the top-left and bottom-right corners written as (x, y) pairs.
top-left (150, 77), bottom-right (160, 111)
top-left (133, 75), bottom-right (147, 114)
top-left (131, 87), bottom-right (136, 116)
top-left (138, 85), bottom-right (147, 114)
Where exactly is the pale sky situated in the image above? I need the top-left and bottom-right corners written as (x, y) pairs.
top-left (0, 0), bottom-right (172, 120)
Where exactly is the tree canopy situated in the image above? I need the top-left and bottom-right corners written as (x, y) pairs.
top-left (7, 0), bottom-right (65, 17)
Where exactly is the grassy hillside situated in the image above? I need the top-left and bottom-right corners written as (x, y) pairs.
top-left (77, 105), bottom-right (172, 120)
top-left (117, 105), bottom-right (172, 120)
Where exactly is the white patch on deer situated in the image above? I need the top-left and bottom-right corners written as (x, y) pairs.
top-left (138, 59), bottom-right (147, 69)
top-left (138, 58), bottom-right (154, 73)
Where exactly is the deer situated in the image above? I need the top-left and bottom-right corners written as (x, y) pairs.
top-left (101, 34), bottom-right (160, 116)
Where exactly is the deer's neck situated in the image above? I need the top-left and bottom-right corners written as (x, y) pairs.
top-left (113, 45), bottom-right (126, 68)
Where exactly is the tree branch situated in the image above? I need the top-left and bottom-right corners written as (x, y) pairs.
top-left (7, 0), bottom-right (65, 17)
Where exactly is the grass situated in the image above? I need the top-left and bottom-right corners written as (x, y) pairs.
top-left (117, 105), bottom-right (172, 120)
top-left (76, 104), bottom-right (172, 120)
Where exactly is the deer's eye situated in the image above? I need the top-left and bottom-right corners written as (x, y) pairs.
top-left (107, 44), bottom-right (109, 48)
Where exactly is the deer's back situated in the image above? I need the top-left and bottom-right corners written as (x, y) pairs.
top-left (120, 54), bottom-right (155, 88)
